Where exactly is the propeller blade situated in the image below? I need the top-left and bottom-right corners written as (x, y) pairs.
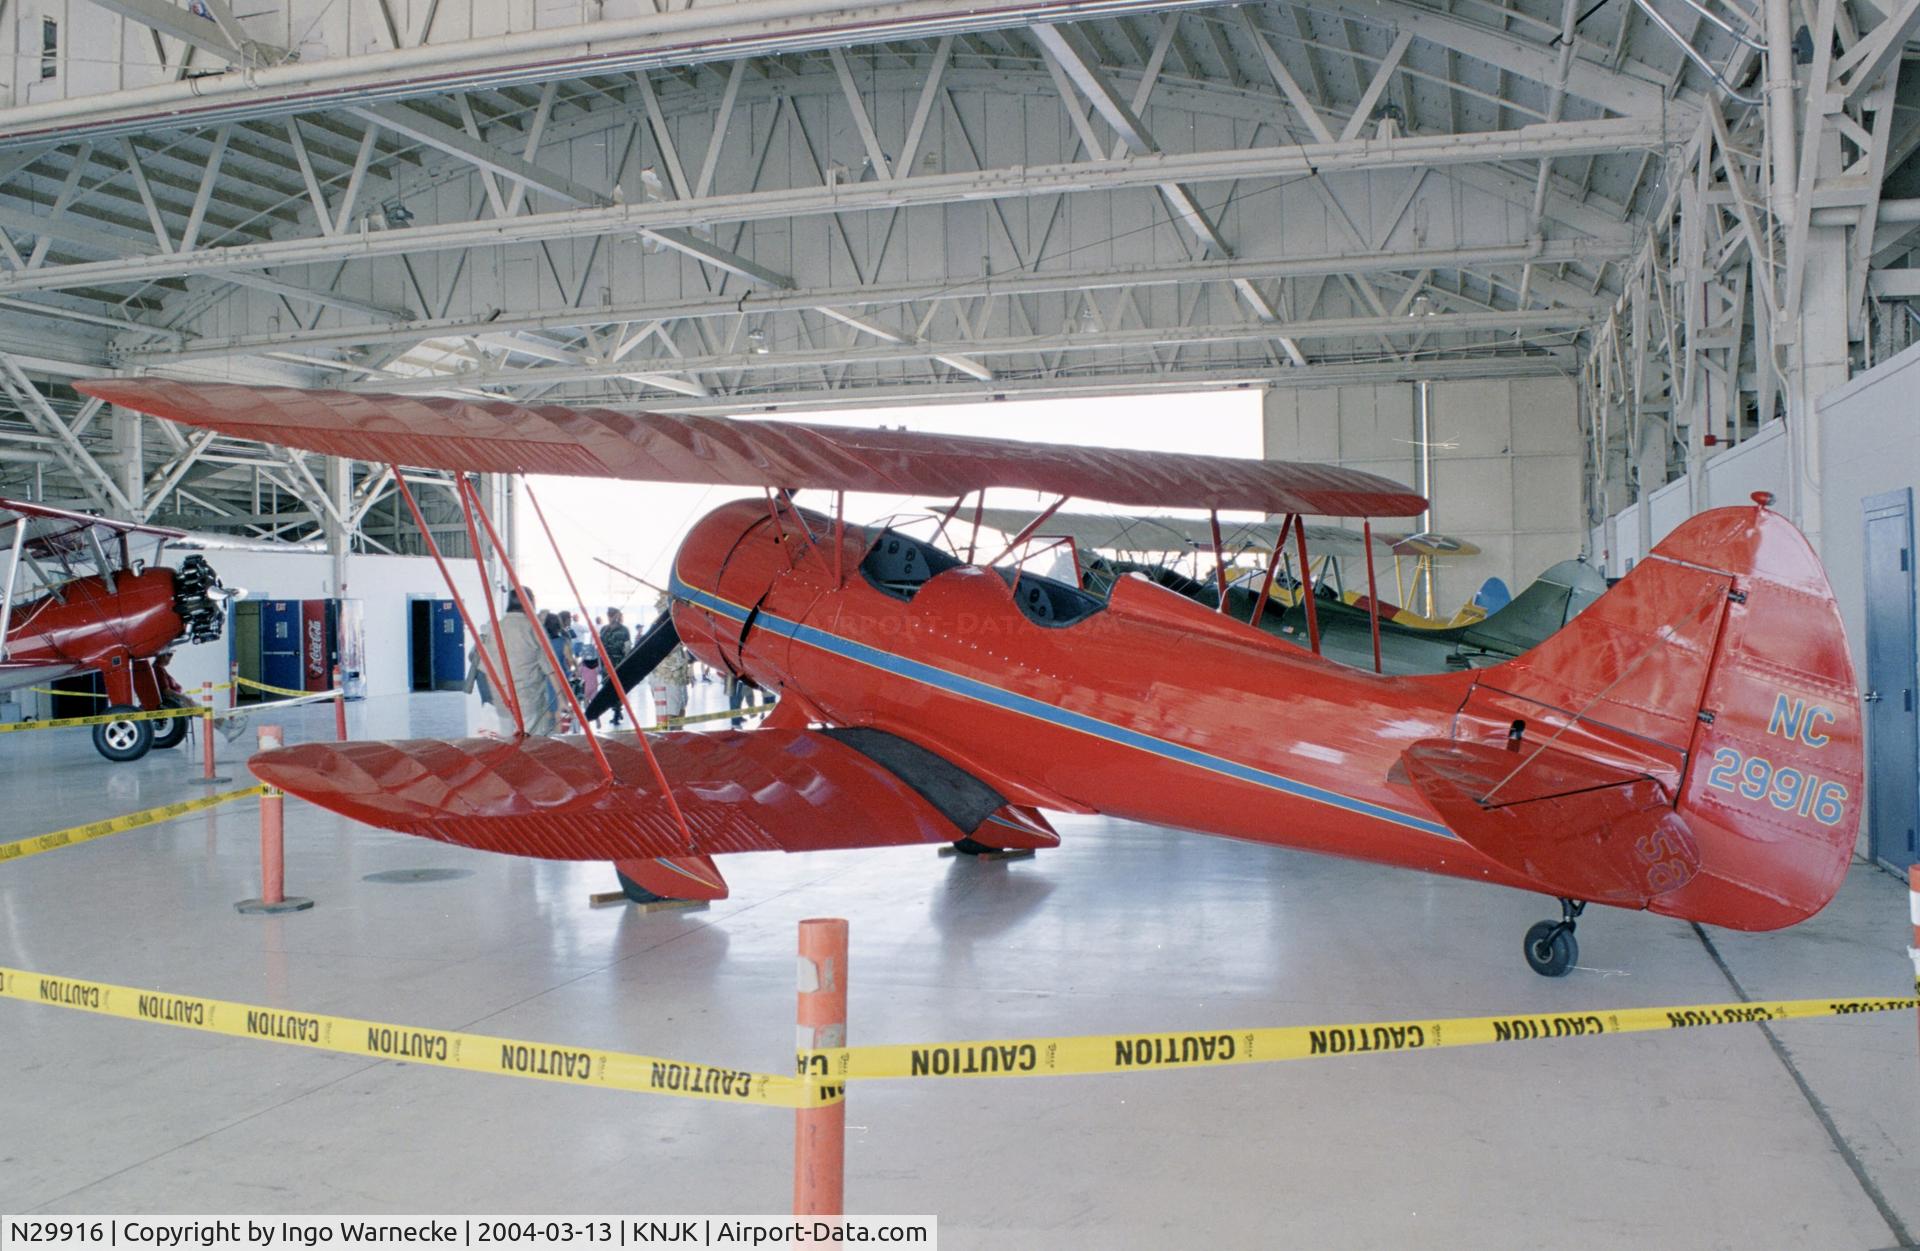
top-left (585, 610), bottom-right (680, 721)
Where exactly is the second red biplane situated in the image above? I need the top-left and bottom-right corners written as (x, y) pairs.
top-left (0, 498), bottom-right (232, 760)
top-left (80, 380), bottom-right (1862, 976)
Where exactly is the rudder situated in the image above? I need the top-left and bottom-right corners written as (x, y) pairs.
top-left (1404, 500), bottom-right (1860, 931)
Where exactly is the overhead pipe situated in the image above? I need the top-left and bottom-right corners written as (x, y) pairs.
top-left (1629, 0), bottom-right (1762, 104)
top-left (1669, 0), bottom-right (1767, 49)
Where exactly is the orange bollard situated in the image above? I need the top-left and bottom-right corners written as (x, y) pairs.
top-left (236, 725), bottom-right (313, 915)
top-left (195, 680), bottom-right (229, 785)
top-left (794, 917), bottom-right (848, 1217)
top-left (1909, 866), bottom-right (1919, 1070)
top-left (332, 666), bottom-right (348, 741)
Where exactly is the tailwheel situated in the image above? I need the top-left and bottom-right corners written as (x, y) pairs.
top-left (1522, 898), bottom-right (1585, 977)
top-left (92, 706), bottom-right (154, 762)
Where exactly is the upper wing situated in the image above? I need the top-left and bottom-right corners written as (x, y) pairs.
top-left (75, 380), bottom-right (1427, 518)
top-left (1, 495), bottom-right (187, 563)
top-left (1383, 531), bottom-right (1483, 558)
top-left (248, 728), bottom-right (969, 861)
top-left (975, 507), bottom-right (1393, 559)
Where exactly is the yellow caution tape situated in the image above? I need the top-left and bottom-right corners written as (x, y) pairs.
top-left (26, 682), bottom-right (233, 698)
top-left (0, 965), bottom-right (834, 1108)
top-left (659, 704), bottom-right (774, 729)
top-left (0, 704), bottom-right (210, 734)
top-left (0, 960), bottom-right (1910, 1110)
top-left (0, 784), bottom-right (266, 863)
top-left (234, 676), bottom-right (332, 699)
top-left (807, 985), bottom-right (1920, 1081)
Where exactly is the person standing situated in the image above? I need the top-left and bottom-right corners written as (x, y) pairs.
top-left (655, 592), bottom-right (691, 724)
top-left (599, 607), bottom-right (632, 726)
top-left (728, 675), bottom-right (758, 729)
top-left (473, 587), bottom-right (563, 736)
top-left (542, 611), bottom-right (577, 684)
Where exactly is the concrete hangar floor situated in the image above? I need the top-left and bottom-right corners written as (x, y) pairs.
top-left (1, 688), bottom-right (1915, 1250)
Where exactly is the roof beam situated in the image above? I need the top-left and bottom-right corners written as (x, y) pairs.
top-left (131, 237), bottom-right (1628, 362)
top-left (428, 357), bottom-right (1580, 416)
top-left (344, 103), bottom-right (611, 207)
top-left (17, 115), bottom-right (1680, 296)
top-left (1341, 30), bottom-right (1413, 142)
top-left (7, 0), bottom-right (1257, 150)
top-left (352, 306), bottom-right (1595, 392)
top-left (1296, 0), bottom-right (1685, 119)
top-left (79, 0), bottom-right (251, 64)
top-left (640, 227), bottom-right (794, 288)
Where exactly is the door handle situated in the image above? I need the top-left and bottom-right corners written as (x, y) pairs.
top-left (1862, 690), bottom-right (1880, 703)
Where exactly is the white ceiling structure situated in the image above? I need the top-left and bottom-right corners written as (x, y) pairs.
top-left (0, 0), bottom-right (1915, 550)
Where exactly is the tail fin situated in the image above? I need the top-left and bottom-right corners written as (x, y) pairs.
top-left (1400, 500), bottom-right (1861, 931)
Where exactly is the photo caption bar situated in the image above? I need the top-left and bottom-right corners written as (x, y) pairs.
top-left (0, 1218), bottom-right (936, 1251)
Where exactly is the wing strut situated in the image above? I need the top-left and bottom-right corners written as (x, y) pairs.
top-left (1362, 519), bottom-right (1383, 674)
top-left (989, 495), bottom-right (1068, 565)
top-left (463, 476), bottom-right (612, 781)
top-left (1293, 515), bottom-right (1321, 655)
top-left (1208, 510), bottom-right (1228, 613)
top-left (1248, 514), bottom-right (1295, 630)
top-left (520, 478), bottom-right (696, 852)
top-left (450, 473), bottom-right (524, 731)
top-left (391, 468), bottom-right (522, 736)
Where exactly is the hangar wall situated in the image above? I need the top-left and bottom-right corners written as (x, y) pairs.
top-left (163, 552), bottom-right (484, 701)
top-left (1812, 343), bottom-right (1920, 673)
top-left (1261, 377), bottom-right (1585, 611)
top-left (1592, 349), bottom-right (1920, 862)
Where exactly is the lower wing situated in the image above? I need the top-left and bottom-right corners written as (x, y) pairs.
top-left (250, 728), bottom-right (970, 860)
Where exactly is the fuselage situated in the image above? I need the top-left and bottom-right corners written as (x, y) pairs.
top-left (1, 568), bottom-right (187, 706)
top-left (669, 499), bottom-right (1544, 895)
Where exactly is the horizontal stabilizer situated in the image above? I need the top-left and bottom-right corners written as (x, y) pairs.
top-left (250, 729), bottom-right (966, 862)
top-left (1401, 739), bottom-right (1699, 907)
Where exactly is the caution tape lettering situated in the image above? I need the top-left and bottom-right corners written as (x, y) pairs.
top-left (0, 705), bottom-right (209, 734)
top-left (909, 1043), bottom-right (1040, 1077)
top-left (246, 1009), bottom-right (323, 1043)
top-left (0, 965), bottom-right (830, 1109)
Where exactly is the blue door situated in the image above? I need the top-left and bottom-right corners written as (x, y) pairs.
top-left (259, 599), bottom-right (303, 694)
top-left (430, 600), bottom-right (465, 690)
top-left (1863, 490), bottom-right (1918, 870)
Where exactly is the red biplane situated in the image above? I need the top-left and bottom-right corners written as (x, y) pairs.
top-left (0, 498), bottom-right (231, 760)
top-left (80, 379), bottom-right (1863, 976)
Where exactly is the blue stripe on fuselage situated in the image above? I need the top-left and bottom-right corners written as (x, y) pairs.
top-left (670, 569), bottom-right (1454, 840)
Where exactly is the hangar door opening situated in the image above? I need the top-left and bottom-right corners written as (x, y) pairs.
top-left (409, 598), bottom-right (465, 692)
top-left (1862, 489), bottom-right (1918, 870)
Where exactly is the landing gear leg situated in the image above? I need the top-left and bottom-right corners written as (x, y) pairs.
top-left (1523, 898), bottom-right (1585, 977)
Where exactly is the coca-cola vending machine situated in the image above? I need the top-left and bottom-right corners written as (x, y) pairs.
top-left (301, 599), bottom-right (329, 691)
top-left (298, 598), bottom-right (367, 699)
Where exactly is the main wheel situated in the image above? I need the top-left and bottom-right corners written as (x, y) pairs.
top-left (149, 692), bottom-right (197, 750)
top-left (92, 706), bottom-right (154, 762)
top-left (1523, 921), bottom-right (1578, 977)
